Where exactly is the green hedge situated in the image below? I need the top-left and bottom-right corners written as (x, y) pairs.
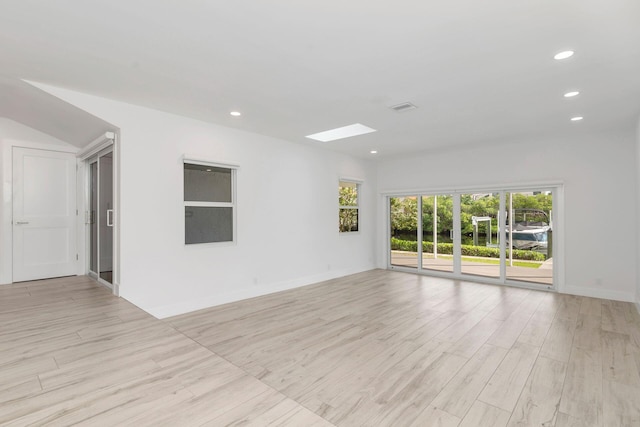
top-left (390, 238), bottom-right (545, 261)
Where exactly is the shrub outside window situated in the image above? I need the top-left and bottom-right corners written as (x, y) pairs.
top-left (339, 180), bottom-right (359, 232)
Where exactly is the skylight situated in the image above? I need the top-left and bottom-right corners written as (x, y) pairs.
top-left (306, 123), bottom-right (377, 142)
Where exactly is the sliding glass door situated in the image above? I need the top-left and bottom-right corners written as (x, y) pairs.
top-left (88, 149), bottom-right (114, 286)
top-left (421, 195), bottom-right (454, 273)
top-left (388, 187), bottom-right (556, 289)
top-left (390, 196), bottom-right (419, 269)
top-left (460, 193), bottom-right (501, 279)
top-left (504, 190), bottom-right (553, 285)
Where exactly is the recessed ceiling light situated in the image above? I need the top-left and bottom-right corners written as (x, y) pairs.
top-left (554, 50), bottom-right (574, 60)
top-left (230, 111), bottom-right (241, 117)
top-left (389, 102), bottom-right (418, 113)
top-left (564, 91), bottom-right (580, 98)
top-left (306, 123), bottom-right (377, 142)
top-left (570, 116), bottom-right (583, 121)
top-left (370, 150), bottom-right (378, 154)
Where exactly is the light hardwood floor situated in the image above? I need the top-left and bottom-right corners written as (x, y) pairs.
top-left (1, 270), bottom-right (639, 426)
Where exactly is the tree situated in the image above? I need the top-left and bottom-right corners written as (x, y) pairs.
top-left (422, 195), bottom-right (453, 234)
top-left (460, 194), bottom-right (499, 234)
top-left (391, 192), bottom-right (552, 242)
top-left (390, 197), bottom-right (417, 235)
top-left (339, 186), bottom-right (358, 232)
top-left (510, 193), bottom-right (552, 214)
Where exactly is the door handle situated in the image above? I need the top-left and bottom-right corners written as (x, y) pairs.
top-left (15, 221), bottom-right (29, 225)
top-left (107, 209), bottom-right (114, 227)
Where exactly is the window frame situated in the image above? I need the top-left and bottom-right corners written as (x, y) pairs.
top-left (338, 178), bottom-right (361, 233)
top-left (183, 157), bottom-right (238, 245)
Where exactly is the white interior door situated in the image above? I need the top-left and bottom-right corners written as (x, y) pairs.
top-left (12, 147), bottom-right (77, 282)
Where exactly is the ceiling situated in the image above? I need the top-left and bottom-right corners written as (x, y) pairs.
top-left (1, 0), bottom-right (639, 157)
top-left (0, 77), bottom-right (116, 147)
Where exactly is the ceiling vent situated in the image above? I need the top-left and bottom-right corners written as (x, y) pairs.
top-left (389, 102), bottom-right (418, 113)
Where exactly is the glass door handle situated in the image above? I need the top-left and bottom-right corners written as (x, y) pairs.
top-left (107, 209), bottom-right (114, 227)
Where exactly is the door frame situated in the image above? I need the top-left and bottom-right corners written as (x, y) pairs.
top-left (384, 182), bottom-right (564, 293)
top-left (78, 132), bottom-right (120, 295)
top-left (85, 147), bottom-right (114, 289)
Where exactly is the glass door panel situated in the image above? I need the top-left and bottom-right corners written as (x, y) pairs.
top-left (505, 191), bottom-right (553, 285)
top-left (390, 196), bottom-right (418, 268)
top-left (460, 193), bottom-right (500, 278)
top-left (421, 195), bottom-right (454, 273)
top-left (98, 152), bottom-right (113, 284)
top-left (87, 149), bottom-right (113, 286)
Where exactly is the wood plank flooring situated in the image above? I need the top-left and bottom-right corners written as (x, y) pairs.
top-left (1, 270), bottom-right (639, 426)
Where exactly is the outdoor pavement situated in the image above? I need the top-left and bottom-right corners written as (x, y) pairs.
top-left (390, 251), bottom-right (553, 285)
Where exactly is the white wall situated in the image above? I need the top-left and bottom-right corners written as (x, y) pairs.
top-left (637, 117), bottom-right (640, 308)
top-left (377, 132), bottom-right (638, 302)
top-left (0, 119), bottom-right (79, 284)
top-left (38, 87), bottom-right (377, 318)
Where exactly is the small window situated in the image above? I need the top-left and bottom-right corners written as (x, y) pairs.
top-left (339, 180), bottom-right (359, 232)
top-left (184, 161), bottom-right (236, 244)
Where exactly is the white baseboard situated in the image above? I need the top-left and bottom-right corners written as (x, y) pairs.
top-left (562, 285), bottom-right (635, 302)
top-left (138, 270), bottom-right (637, 319)
top-left (145, 264), bottom-right (377, 319)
